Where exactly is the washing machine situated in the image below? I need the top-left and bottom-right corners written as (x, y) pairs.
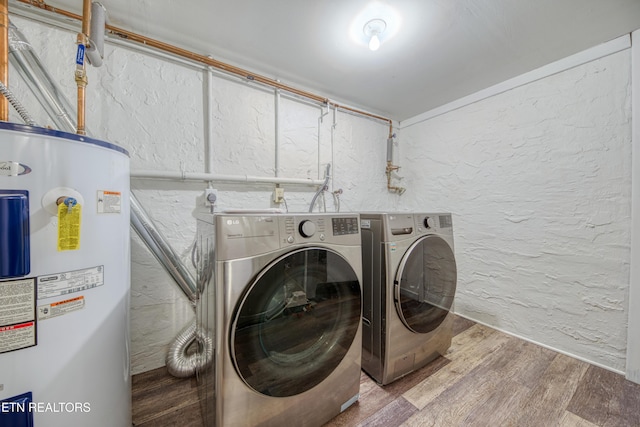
top-left (359, 212), bottom-right (457, 385)
top-left (195, 212), bottom-right (363, 426)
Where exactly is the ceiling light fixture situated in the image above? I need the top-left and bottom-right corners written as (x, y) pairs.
top-left (363, 19), bottom-right (387, 51)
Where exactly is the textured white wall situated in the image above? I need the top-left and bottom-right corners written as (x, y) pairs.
top-left (8, 16), bottom-right (395, 374)
top-left (400, 50), bottom-right (632, 371)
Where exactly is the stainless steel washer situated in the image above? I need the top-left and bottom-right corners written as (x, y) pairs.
top-left (360, 212), bottom-right (457, 385)
top-left (196, 213), bottom-right (363, 426)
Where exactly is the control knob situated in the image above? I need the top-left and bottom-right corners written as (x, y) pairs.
top-left (424, 216), bottom-right (435, 229)
top-left (299, 220), bottom-right (316, 238)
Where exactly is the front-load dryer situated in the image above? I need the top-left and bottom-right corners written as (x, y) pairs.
top-left (196, 212), bottom-right (362, 426)
top-left (360, 212), bottom-right (457, 385)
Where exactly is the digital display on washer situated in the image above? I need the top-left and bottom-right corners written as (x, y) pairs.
top-left (332, 217), bottom-right (359, 235)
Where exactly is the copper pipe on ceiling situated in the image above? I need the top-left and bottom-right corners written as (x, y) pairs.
top-left (16, 0), bottom-right (394, 134)
top-left (0, 0), bottom-right (9, 121)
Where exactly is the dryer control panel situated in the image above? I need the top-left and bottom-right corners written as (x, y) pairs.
top-left (213, 213), bottom-right (361, 259)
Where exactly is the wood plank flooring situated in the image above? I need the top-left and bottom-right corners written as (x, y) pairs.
top-left (132, 316), bottom-right (640, 426)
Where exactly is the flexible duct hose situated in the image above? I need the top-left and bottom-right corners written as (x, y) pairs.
top-left (308, 163), bottom-right (331, 212)
top-left (0, 80), bottom-right (37, 126)
top-left (165, 320), bottom-right (214, 378)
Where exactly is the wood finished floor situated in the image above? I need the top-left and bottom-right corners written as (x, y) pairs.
top-left (132, 316), bottom-right (640, 427)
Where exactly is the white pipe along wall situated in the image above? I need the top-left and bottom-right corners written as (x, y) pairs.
top-left (7, 11), bottom-right (638, 380)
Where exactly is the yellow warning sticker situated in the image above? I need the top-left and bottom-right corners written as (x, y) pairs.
top-left (57, 203), bottom-right (82, 251)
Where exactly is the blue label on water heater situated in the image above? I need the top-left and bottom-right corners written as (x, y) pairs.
top-left (0, 190), bottom-right (30, 279)
top-left (76, 44), bottom-right (85, 66)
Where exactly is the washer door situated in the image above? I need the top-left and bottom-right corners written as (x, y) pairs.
top-left (231, 247), bottom-right (361, 397)
top-left (394, 235), bottom-right (457, 334)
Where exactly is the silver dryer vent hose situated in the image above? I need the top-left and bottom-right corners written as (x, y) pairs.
top-left (165, 320), bottom-right (213, 378)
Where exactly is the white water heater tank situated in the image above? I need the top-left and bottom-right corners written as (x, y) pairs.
top-left (0, 123), bottom-right (130, 427)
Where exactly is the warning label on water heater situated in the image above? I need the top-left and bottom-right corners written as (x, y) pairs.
top-left (38, 295), bottom-right (85, 321)
top-left (0, 278), bottom-right (36, 354)
top-left (97, 190), bottom-right (121, 214)
top-left (37, 266), bottom-right (104, 300)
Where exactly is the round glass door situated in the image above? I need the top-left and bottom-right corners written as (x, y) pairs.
top-left (231, 248), bottom-right (361, 397)
top-left (395, 235), bottom-right (457, 334)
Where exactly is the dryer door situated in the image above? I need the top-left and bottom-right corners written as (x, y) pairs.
top-left (394, 235), bottom-right (457, 334)
top-left (231, 247), bottom-right (361, 397)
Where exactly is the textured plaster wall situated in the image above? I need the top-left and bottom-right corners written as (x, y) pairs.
top-left (400, 50), bottom-right (632, 371)
top-left (9, 16), bottom-right (396, 374)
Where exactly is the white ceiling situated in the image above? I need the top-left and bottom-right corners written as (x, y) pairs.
top-left (26, 0), bottom-right (640, 121)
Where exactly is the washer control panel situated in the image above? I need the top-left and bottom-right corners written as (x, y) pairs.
top-left (280, 214), bottom-right (359, 246)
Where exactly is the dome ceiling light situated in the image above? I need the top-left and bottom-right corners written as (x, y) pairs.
top-left (363, 18), bottom-right (387, 51)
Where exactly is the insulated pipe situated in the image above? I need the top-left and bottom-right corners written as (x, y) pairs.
top-left (385, 134), bottom-right (405, 194)
top-left (0, 0), bottom-right (8, 121)
top-left (8, 21), bottom-right (76, 132)
top-left (386, 137), bottom-right (394, 163)
top-left (86, 1), bottom-right (105, 67)
top-left (131, 169), bottom-right (325, 186)
top-left (0, 80), bottom-right (37, 125)
top-left (130, 194), bottom-right (197, 303)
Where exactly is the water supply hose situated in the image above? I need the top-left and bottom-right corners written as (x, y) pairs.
top-left (308, 163), bottom-right (331, 212)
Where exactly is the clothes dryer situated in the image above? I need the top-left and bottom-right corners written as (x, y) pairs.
top-left (196, 212), bottom-right (362, 426)
top-left (360, 212), bottom-right (457, 385)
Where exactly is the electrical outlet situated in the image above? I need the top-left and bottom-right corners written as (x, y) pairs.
top-left (273, 187), bottom-right (284, 204)
top-left (204, 188), bottom-right (217, 206)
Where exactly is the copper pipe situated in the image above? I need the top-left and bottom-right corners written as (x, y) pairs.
top-left (73, 0), bottom-right (90, 135)
top-left (334, 103), bottom-right (392, 129)
top-left (386, 160), bottom-right (405, 194)
top-left (0, 0), bottom-right (9, 121)
top-left (16, 0), bottom-right (394, 136)
top-left (75, 32), bottom-right (87, 135)
top-left (81, 0), bottom-right (90, 40)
